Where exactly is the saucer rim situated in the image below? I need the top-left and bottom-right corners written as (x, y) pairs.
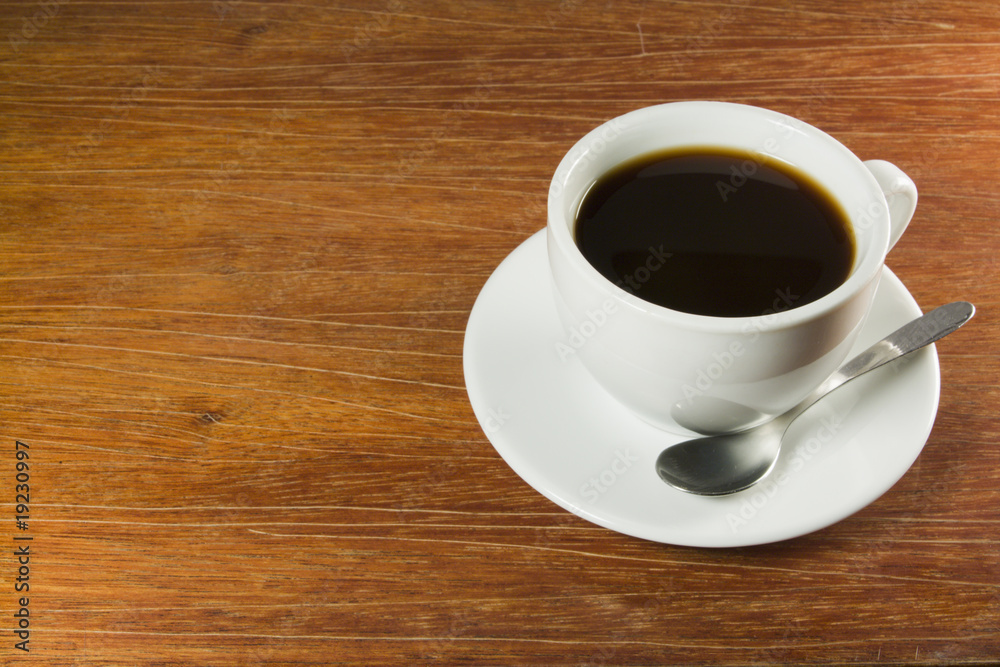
top-left (463, 230), bottom-right (940, 548)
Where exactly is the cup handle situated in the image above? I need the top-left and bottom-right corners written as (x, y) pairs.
top-left (863, 159), bottom-right (918, 250)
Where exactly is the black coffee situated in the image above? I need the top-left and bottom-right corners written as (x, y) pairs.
top-left (575, 147), bottom-right (855, 317)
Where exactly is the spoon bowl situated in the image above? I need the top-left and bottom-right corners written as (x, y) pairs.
top-left (656, 301), bottom-right (975, 496)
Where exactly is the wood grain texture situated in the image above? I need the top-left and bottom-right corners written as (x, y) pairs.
top-left (1, 0), bottom-right (998, 664)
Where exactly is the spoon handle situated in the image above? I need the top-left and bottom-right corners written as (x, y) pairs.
top-left (818, 300), bottom-right (975, 398)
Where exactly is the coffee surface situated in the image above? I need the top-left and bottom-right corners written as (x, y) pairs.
top-left (575, 147), bottom-right (855, 317)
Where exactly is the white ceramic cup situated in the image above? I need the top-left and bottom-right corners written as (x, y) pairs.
top-left (547, 101), bottom-right (917, 435)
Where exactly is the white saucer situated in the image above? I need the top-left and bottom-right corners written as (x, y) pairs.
top-left (464, 230), bottom-right (940, 547)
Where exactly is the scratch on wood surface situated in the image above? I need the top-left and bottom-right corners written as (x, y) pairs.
top-left (0, 324), bottom-right (465, 358)
top-left (244, 529), bottom-right (1000, 588)
top-left (0, 338), bottom-right (466, 390)
top-left (0, 353), bottom-right (457, 422)
top-left (0, 305), bottom-right (464, 334)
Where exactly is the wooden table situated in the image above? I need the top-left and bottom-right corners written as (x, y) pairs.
top-left (2, 1), bottom-right (998, 664)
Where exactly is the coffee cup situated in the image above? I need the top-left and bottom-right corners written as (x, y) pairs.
top-left (547, 101), bottom-right (917, 435)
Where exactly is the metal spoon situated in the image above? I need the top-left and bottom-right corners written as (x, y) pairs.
top-left (656, 301), bottom-right (975, 496)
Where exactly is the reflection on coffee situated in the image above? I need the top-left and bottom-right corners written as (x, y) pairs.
top-left (574, 147), bottom-right (855, 317)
